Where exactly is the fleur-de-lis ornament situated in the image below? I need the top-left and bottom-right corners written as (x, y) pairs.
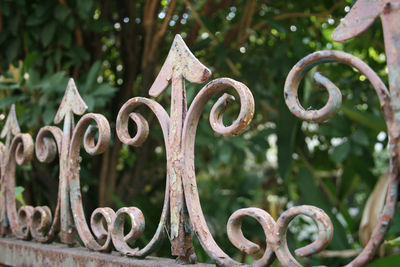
top-left (0, 105), bottom-right (21, 236)
top-left (0, 80), bottom-right (111, 247)
top-left (116, 34), bottom-right (255, 264)
top-left (116, 34), bottom-right (334, 267)
top-left (284, 0), bottom-right (400, 266)
top-left (149, 34), bottom-right (212, 262)
top-left (54, 78), bottom-right (88, 243)
top-left (34, 79), bottom-right (88, 244)
top-left (37, 78), bottom-right (114, 250)
top-left (0, 105), bottom-right (34, 240)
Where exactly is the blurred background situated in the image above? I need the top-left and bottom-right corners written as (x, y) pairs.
top-left (0, 0), bottom-right (399, 265)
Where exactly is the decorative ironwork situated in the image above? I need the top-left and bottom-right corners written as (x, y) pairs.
top-left (284, 0), bottom-right (400, 266)
top-left (115, 35), bottom-right (332, 267)
top-left (0, 1), bottom-right (398, 266)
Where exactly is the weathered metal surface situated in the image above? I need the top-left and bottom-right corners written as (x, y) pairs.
top-left (3, 107), bottom-right (34, 241)
top-left (0, 104), bottom-right (21, 237)
top-left (116, 35), bottom-right (255, 264)
top-left (284, 0), bottom-right (400, 266)
top-left (57, 79), bottom-right (88, 244)
top-left (227, 206), bottom-right (332, 266)
top-left (116, 97), bottom-right (170, 258)
top-left (115, 35), bottom-right (334, 266)
top-left (0, 2), bottom-right (399, 264)
top-left (0, 237), bottom-right (214, 267)
top-left (151, 34), bottom-right (211, 263)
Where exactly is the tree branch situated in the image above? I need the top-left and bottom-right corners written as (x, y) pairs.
top-left (274, 0), bottom-right (345, 20)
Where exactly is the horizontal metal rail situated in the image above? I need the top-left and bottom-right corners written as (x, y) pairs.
top-left (0, 237), bottom-right (213, 267)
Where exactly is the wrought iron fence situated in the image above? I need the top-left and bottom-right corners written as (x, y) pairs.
top-left (0, 0), bottom-right (399, 266)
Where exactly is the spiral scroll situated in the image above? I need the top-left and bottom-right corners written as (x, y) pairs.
top-left (29, 126), bottom-right (64, 242)
top-left (284, 50), bottom-right (392, 128)
top-left (182, 78), bottom-right (257, 265)
top-left (4, 134), bottom-right (34, 239)
top-left (227, 206), bottom-right (333, 267)
top-left (114, 97), bottom-right (171, 257)
top-left (284, 50), bottom-right (399, 266)
top-left (169, 77), bottom-right (338, 266)
top-left (68, 113), bottom-right (113, 251)
top-left (66, 110), bottom-right (164, 255)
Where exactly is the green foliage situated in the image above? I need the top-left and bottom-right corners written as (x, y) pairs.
top-left (0, 0), bottom-right (398, 265)
top-left (369, 254), bottom-right (400, 267)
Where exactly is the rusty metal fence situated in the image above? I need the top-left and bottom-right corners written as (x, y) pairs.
top-left (0, 1), bottom-right (399, 266)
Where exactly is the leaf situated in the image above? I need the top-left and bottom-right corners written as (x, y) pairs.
top-left (85, 61), bottom-right (101, 91)
top-left (359, 173), bottom-right (389, 247)
top-left (331, 141), bottom-right (351, 164)
top-left (26, 15), bottom-right (44, 26)
top-left (338, 163), bottom-right (359, 201)
top-left (219, 144), bottom-right (233, 164)
top-left (0, 95), bottom-right (28, 109)
top-left (351, 128), bottom-right (369, 146)
top-left (15, 186), bottom-right (26, 206)
top-left (42, 107), bottom-right (56, 125)
top-left (77, 0), bottom-right (94, 19)
top-left (27, 69), bottom-right (40, 87)
top-left (83, 95), bottom-right (95, 111)
top-left (386, 236), bottom-right (400, 246)
top-left (369, 254), bottom-right (400, 267)
top-left (277, 101), bottom-right (297, 181)
top-left (34, 3), bottom-right (50, 18)
top-left (68, 45), bottom-right (90, 65)
top-left (35, 72), bottom-right (68, 92)
top-left (388, 211), bottom-right (400, 235)
top-left (0, 83), bottom-right (20, 90)
top-left (54, 48), bottom-right (62, 66)
top-left (23, 51), bottom-right (39, 71)
top-left (0, 31), bottom-right (8, 45)
top-left (6, 38), bottom-right (20, 62)
top-left (92, 83), bottom-right (117, 97)
top-left (297, 167), bottom-right (348, 249)
top-left (41, 22), bottom-right (56, 47)
top-left (54, 5), bottom-right (70, 22)
top-left (9, 16), bottom-right (19, 36)
top-left (200, 15), bottom-right (216, 35)
top-left (341, 104), bottom-right (385, 132)
top-left (59, 31), bottom-right (72, 48)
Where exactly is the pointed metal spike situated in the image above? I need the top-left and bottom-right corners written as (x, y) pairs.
top-left (149, 34), bottom-right (212, 97)
top-left (332, 0), bottom-right (384, 42)
top-left (0, 104), bottom-right (20, 139)
top-left (54, 78), bottom-right (88, 124)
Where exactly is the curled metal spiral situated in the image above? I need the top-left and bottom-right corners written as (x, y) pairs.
top-left (116, 97), bottom-right (170, 147)
top-left (110, 207), bottom-right (145, 256)
top-left (28, 126), bottom-right (64, 242)
top-left (284, 50), bottom-right (399, 266)
top-left (114, 97), bottom-right (171, 257)
top-left (67, 110), bottom-right (166, 256)
top-left (67, 113), bottom-right (112, 251)
top-left (176, 77), bottom-right (336, 266)
top-left (4, 134), bottom-right (34, 240)
top-left (227, 208), bottom-right (276, 266)
top-left (227, 206), bottom-right (333, 267)
top-left (284, 50), bottom-right (392, 127)
top-left (181, 78), bottom-right (258, 266)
